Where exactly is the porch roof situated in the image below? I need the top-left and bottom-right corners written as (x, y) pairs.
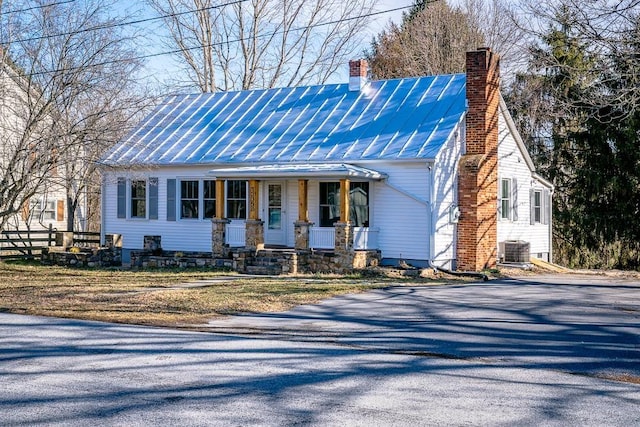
top-left (208, 163), bottom-right (387, 180)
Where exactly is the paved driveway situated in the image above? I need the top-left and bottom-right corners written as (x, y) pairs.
top-left (1, 274), bottom-right (639, 426)
top-left (207, 274), bottom-right (640, 379)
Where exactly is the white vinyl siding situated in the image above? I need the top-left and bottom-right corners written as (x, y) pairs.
top-left (103, 162), bottom-right (434, 261)
top-left (429, 121), bottom-right (464, 269)
top-left (497, 106), bottom-right (552, 259)
top-left (104, 168), bottom-right (214, 252)
top-left (371, 162), bottom-right (430, 262)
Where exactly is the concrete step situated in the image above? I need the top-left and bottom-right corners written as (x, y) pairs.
top-left (245, 265), bottom-right (282, 275)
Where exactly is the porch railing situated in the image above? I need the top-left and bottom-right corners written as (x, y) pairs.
top-left (309, 226), bottom-right (380, 250)
top-left (353, 227), bottom-right (379, 250)
top-left (310, 227), bottom-right (335, 249)
top-left (226, 222), bottom-right (246, 247)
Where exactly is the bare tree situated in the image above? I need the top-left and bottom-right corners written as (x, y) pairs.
top-left (462, 0), bottom-right (529, 76)
top-left (147, 0), bottom-right (376, 91)
top-left (368, 1), bottom-right (484, 78)
top-left (0, 0), bottom-right (148, 232)
top-left (367, 0), bottom-right (527, 79)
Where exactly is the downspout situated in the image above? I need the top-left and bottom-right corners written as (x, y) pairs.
top-left (100, 173), bottom-right (106, 246)
top-left (549, 189), bottom-right (554, 263)
top-left (426, 162), bottom-right (435, 268)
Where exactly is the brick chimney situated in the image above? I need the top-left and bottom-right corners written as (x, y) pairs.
top-left (456, 47), bottom-right (500, 271)
top-left (349, 59), bottom-right (368, 91)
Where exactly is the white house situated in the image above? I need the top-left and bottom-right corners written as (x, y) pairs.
top-left (100, 48), bottom-right (552, 272)
top-left (0, 51), bottom-right (70, 234)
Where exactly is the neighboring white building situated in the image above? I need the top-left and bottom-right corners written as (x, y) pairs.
top-left (0, 52), bottom-right (84, 234)
top-left (100, 48), bottom-right (552, 272)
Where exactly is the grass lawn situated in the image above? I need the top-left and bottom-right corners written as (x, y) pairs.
top-left (0, 261), bottom-right (453, 327)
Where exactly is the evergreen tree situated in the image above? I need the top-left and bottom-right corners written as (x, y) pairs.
top-left (507, 4), bottom-right (640, 269)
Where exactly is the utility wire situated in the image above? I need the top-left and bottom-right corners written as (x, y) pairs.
top-left (0, 0), bottom-right (251, 45)
top-left (10, 3), bottom-right (415, 77)
top-left (0, 0), bottom-right (76, 15)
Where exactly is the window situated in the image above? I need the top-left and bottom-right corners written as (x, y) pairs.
top-left (500, 178), bottom-right (518, 221)
top-left (533, 190), bottom-right (542, 223)
top-left (43, 201), bottom-right (56, 220)
top-left (500, 178), bottom-right (510, 220)
top-left (181, 180), bottom-right (199, 219)
top-left (29, 200), bottom-right (56, 221)
top-left (118, 177), bottom-right (158, 220)
top-left (319, 182), bottom-right (340, 227)
top-left (204, 180), bottom-right (216, 219)
top-left (530, 189), bottom-right (550, 225)
top-left (349, 182), bottom-right (369, 227)
top-left (320, 181), bottom-right (371, 227)
top-left (226, 180), bottom-right (247, 219)
top-left (131, 180), bottom-right (147, 218)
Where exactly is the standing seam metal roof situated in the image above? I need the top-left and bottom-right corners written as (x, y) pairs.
top-left (101, 74), bottom-right (466, 165)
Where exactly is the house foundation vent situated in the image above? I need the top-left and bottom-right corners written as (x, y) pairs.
top-left (500, 240), bottom-right (530, 263)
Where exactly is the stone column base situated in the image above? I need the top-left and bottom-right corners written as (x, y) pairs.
top-left (294, 221), bottom-right (313, 250)
top-left (245, 219), bottom-right (265, 251)
top-left (212, 218), bottom-right (230, 257)
top-left (333, 221), bottom-right (354, 270)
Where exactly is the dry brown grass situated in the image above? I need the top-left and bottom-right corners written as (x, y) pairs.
top-left (0, 261), bottom-right (446, 327)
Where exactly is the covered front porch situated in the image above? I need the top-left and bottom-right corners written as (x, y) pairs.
top-left (223, 221), bottom-right (379, 251)
top-left (209, 164), bottom-right (386, 272)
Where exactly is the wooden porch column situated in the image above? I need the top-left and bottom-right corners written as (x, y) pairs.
top-left (298, 179), bottom-right (308, 222)
top-left (340, 178), bottom-right (350, 223)
top-left (248, 179), bottom-right (260, 220)
top-left (246, 179), bottom-right (264, 251)
top-left (295, 179), bottom-right (312, 251)
top-left (215, 180), bottom-right (225, 218)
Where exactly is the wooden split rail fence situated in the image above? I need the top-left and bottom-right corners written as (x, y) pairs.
top-left (0, 226), bottom-right (101, 260)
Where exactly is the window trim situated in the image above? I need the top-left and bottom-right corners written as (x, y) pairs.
top-left (130, 179), bottom-right (148, 219)
top-left (29, 199), bottom-right (57, 221)
top-left (500, 178), bottom-right (511, 221)
top-left (319, 181), bottom-right (341, 227)
top-left (226, 180), bottom-right (248, 220)
top-left (318, 181), bottom-right (371, 227)
top-left (349, 181), bottom-right (370, 227)
top-left (203, 179), bottom-right (217, 219)
top-left (180, 179), bottom-right (200, 220)
top-left (533, 190), bottom-right (542, 224)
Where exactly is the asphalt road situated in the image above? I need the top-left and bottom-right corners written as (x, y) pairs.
top-left (1, 274), bottom-right (639, 426)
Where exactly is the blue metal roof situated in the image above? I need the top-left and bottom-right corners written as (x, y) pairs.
top-left (101, 74), bottom-right (466, 165)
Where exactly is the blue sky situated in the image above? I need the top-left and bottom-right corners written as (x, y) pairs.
top-left (110, 0), bottom-right (414, 87)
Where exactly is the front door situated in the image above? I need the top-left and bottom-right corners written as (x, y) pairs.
top-left (264, 182), bottom-right (286, 246)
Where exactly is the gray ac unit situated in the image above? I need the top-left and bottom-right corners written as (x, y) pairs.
top-left (500, 240), bottom-right (530, 263)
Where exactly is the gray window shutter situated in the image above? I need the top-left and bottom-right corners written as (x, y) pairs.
top-left (543, 189), bottom-right (551, 225)
top-left (167, 179), bottom-right (176, 221)
top-left (149, 178), bottom-right (159, 220)
top-left (117, 178), bottom-right (126, 219)
top-left (530, 189), bottom-right (536, 225)
top-left (511, 177), bottom-right (518, 221)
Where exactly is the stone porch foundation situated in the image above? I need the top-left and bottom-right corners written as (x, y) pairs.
top-left (128, 248), bottom-right (381, 275)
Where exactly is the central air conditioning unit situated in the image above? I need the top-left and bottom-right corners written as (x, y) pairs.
top-left (499, 240), bottom-right (530, 263)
